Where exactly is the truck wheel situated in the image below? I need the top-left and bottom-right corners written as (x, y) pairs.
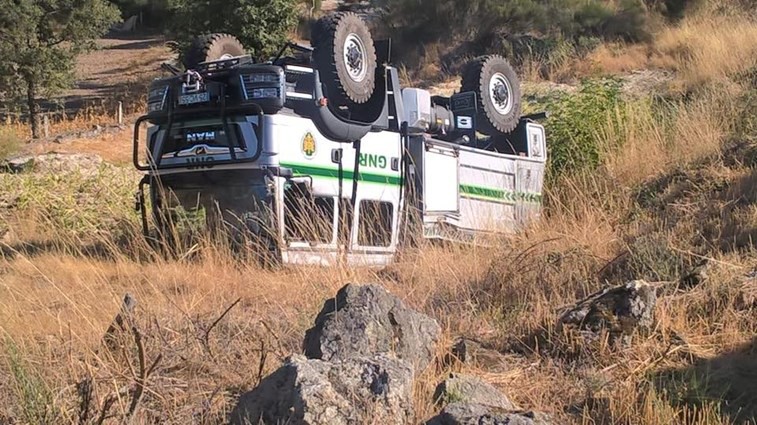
top-left (183, 33), bottom-right (245, 69)
top-left (312, 12), bottom-right (377, 105)
top-left (460, 55), bottom-right (522, 134)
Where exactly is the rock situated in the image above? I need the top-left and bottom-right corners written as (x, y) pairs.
top-left (426, 403), bottom-right (552, 425)
top-left (230, 354), bottom-right (414, 425)
top-left (736, 278), bottom-right (757, 310)
top-left (433, 374), bottom-right (517, 410)
top-left (558, 280), bottom-right (656, 342)
top-left (678, 260), bottom-right (709, 290)
top-left (447, 337), bottom-right (512, 373)
top-left (304, 283), bottom-right (441, 371)
top-left (450, 338), bottom-right (484, 363)
top-left (2, 153), bottom-right (104, 174)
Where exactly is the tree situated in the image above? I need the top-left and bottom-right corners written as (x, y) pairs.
top-left (168, 0), bottom-right (299, 62)
top-left (0, 0), bottom-right (119, 138)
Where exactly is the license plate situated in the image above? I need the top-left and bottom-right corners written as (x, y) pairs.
top-left (178, 91), bottom-right (210, 105)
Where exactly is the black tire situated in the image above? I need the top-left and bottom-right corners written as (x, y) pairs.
top-left (182, 33), bottom-right (245, 69)
top-left (311, 12), bottom-right (377, 105)
top-left (460, 55), bottom-right (522, 134)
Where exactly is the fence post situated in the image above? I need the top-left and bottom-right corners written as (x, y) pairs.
top-left (43, 114), bottom-right (50, 138)
top-left (117, 102), bottom-right (124, 125)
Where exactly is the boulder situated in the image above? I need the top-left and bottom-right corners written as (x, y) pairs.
top-left (304, 283), bottom-right (441, 371)
top-left (230, 354), bottom-right (414, 425)
top-left (433, 374), bottom-right (517, 410)
top-left (558, 280), bottom-right (656, 342)
top-left (427, 403), bottom-right (551, 425)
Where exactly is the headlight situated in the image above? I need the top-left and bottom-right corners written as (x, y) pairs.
top-left (148, 86), bottom-right (168, 112)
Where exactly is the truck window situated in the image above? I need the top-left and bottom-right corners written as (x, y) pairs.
top-left (284, 184), bottom-right (334, 244)
top-left (358, 200), bottom-right (393, 247)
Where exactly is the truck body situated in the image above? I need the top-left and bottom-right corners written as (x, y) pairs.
top-left (133, 21), bottom-right (547, 267)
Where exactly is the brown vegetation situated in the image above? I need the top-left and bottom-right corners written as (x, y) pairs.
top-left (0, 2), bottom-right (755, 424)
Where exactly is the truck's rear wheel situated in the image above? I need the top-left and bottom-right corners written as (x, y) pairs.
top-left (312, 12), bottom-right (377, 105)
top-left (460, 55), bottom-right (522, 134)
top-left (183, 33), bottom-right (245, 69)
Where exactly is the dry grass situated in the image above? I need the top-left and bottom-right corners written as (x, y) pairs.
top-left (557, 4), bottom-right (757, 93)
top-left (0, 5), bottom-right (755, 424)
top-left (584, 44), bottom-right (653, 75)
top-left (653, 10), bottom-right (757, 92)
top-left (1, 89), bottom-right (754, 422)
top-left (599, 86), bottom-right (741, 186)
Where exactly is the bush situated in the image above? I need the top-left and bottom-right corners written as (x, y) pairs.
top-left (167, 0), bottom-right (299, 61)
top-left (0, 127), bottom-right (21, 160)
top-left (574, 0), bottom-right (651, 42)
top-left (111, 0), bottom-right (172, 27)
top-left (538, 78), bottom-right (625, 177)
top-left (382, 0), bottom-right (653, 76)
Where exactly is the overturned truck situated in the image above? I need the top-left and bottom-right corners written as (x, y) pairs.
top-left (133, 13), bottom-right (548, 266)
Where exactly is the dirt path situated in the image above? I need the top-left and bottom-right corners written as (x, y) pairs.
top-left (57, 33), bottom-right (173, 112)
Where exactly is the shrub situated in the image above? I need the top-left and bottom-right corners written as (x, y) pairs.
top-left (382, 0), bottom-right (653, 67)
top-left (0, 127), bottom-right (21, 160)
top-left (539, 78), bottom-right (625, 177)
top-left (167, 0), bottom-right (299, 61)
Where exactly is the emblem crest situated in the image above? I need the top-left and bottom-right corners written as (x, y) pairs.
top-left (302, 132), bottom-right (316, 159)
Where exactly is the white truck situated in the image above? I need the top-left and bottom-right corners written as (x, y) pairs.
top-left (133, 13), bottom-right (547, 266)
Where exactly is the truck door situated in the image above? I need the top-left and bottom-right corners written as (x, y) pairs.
top-left (423, 143), bottom-right (459, 213)
top-left (515, 123), bottom-right (547, 225)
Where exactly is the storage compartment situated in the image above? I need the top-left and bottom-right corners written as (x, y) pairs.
top-left (402, 88), bottom-right (432, 129)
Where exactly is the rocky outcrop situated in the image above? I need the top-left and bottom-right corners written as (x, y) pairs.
top-left (304, 283), bottom-right (441, 371)
top-left (433, 374), bottom-right (517, 410)
top-left (232, 283), bottom-right (439, 424)
top-left (427, 403), bottom-right (552, 425)
top-left (558, 280), bottom-right (656, 342)
top-left (230, 354), bottom-right (414, 425)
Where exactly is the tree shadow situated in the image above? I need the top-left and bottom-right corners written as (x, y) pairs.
top-left (653, 337), bottom-right (757, 424)
top-left (0, 239), bottom-right (115, 261)
top-left (0, 225), bottom-right (156, 263)
top-left (105, 38), bottom-right (165, 51)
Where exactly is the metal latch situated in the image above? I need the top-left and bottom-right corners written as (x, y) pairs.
top-left (134, 190), bottom-right (144, 212)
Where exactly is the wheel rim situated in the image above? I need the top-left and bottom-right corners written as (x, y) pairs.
top-left (344, 33), bottom-right (368, 83)
top-left (489, 73), bottom-right (513, 115)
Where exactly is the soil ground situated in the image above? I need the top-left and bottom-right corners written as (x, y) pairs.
top-left (57, 32), bottom-right (173, 113)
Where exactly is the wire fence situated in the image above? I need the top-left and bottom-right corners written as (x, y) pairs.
top-left (2, 102), bottom-right (128, 138)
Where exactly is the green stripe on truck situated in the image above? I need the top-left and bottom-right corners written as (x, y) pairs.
top-left (459, 184), bottom-right (542, 204)
top-left (281, 162), bottom-right (402, 186)
top-left (280, 162), bottom-right (542, 204)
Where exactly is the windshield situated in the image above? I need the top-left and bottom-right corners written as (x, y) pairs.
top-left (155, 170), bottom-right (273, 238)
top-left (148, 116), bottom-right (260, 159)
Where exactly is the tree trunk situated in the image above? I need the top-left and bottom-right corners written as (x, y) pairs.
top-left (26, 78), bottom-right (39, 139)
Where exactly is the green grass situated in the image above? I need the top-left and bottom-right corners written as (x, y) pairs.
top-left (4, 339), bottom-right (58, 424)
top-left (0, 127), bottom-right (21, 161)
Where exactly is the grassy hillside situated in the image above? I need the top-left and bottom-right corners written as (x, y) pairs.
top-left (0, 2), bottom-right (755, 424)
